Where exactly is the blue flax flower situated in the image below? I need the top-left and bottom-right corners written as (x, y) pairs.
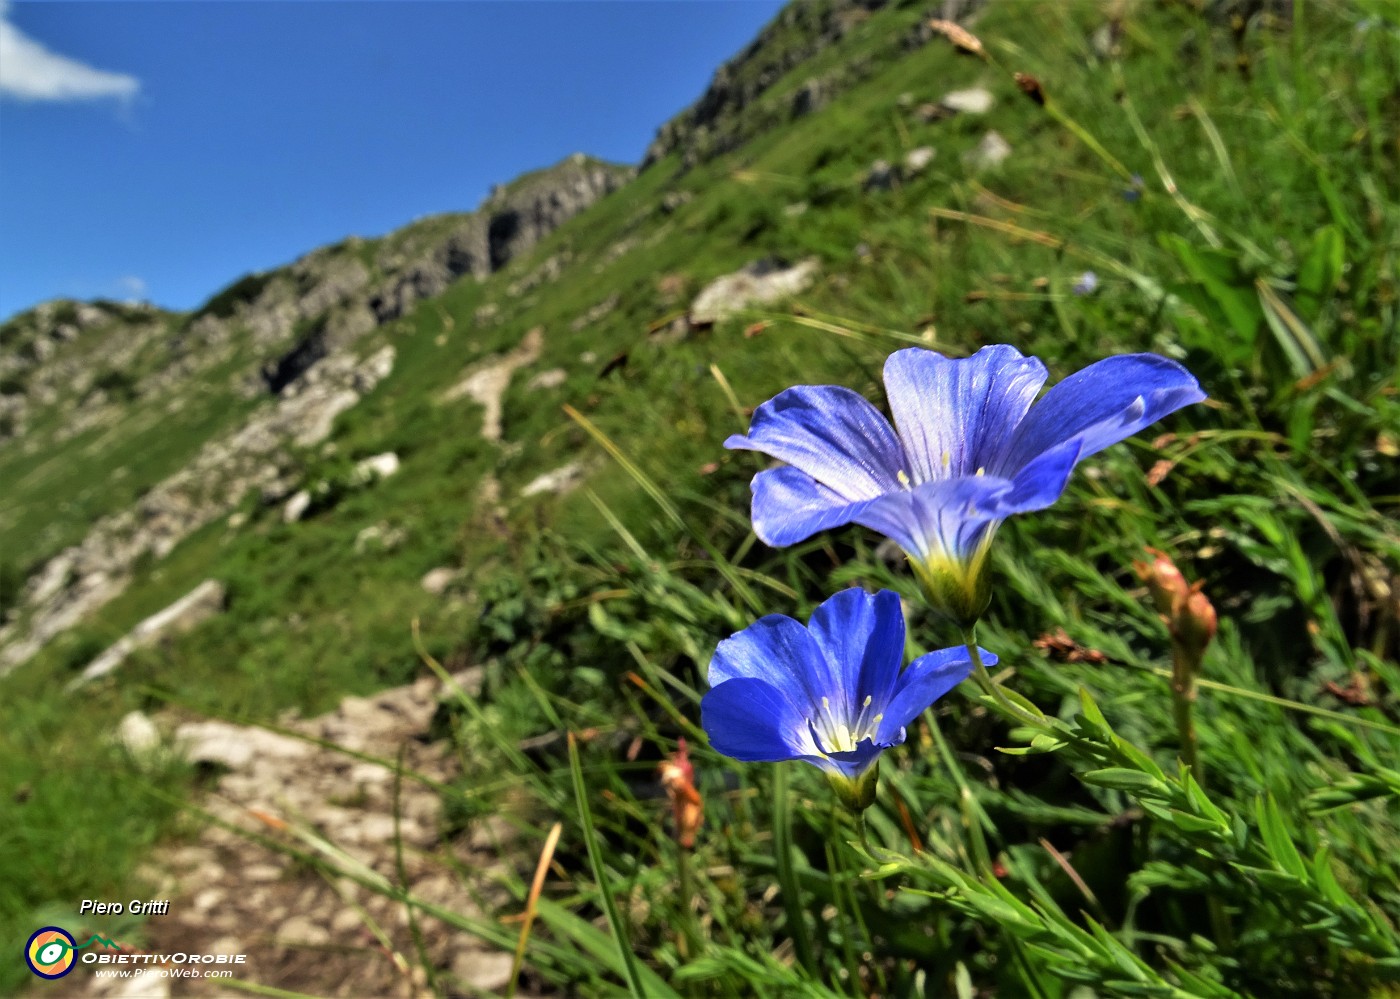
top-left (701, 588), bottom-right (990, 810)
top-left (726, 345), bottom-right (1205, 626)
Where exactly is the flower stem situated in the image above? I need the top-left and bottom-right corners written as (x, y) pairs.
top-left (961, 627), bottom-right (1048, 729)
top-left (854, 810), bottom-right (873, 855)
top-left (1171, 650), bottom-right (1203, 787)
top-left (771, 763), bottom-right (817, 976)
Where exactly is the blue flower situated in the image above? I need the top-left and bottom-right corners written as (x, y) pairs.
top-left (701, 588), bottom-right (988, 809)
top-left (726, 345), bottom-right (1205, 626)
top-left (1071, 271), bottom-right (1099, 296)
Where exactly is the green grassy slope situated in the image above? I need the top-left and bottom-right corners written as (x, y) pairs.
top-left (3, 1), bottom-right (1397, 995)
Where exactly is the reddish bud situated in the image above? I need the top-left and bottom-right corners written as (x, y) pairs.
top-left (1134, 548), bottom-right (1190, 618)
top-left (1175, 584), bottom-right (1218, 665)
top-left (658, 738), bottom-right (703, 849)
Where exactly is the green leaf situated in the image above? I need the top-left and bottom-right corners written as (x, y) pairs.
top-left (1161, 234), bottom-right (1261, 340)
top-left (1168, 809), bottom-right (1228, 834)
top-left (1295, 225), bottom-right (1344, 320)
top-left (1080, 768), bottom-right (1169, 797)
top-left (567, 734), bottom-right (678, 999)
top-left (1078, 686), bottom-right (1109, 732)
top-left (1255, 793), bottom-right (1309, 881)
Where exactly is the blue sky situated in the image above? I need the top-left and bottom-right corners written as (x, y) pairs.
top-left (0, 1), bottom-right (786, 321)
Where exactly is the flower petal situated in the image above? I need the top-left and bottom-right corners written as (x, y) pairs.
top-left (748, 466), bottom-right (881, 547)
top-left (702, 678), bottom-right (821, 762)
top-left (875, 646), bottom-right (988, 744)
top-left (725, 385), bottom-right (906, 501)
top-left (883, 346), bottom-right (1047, 482)
top-left (708, 612), bottom-right (840, 713)
top-left (997, 354), bottom-right (1205, 475)
top-left (806, 588), bottom-right (906, 717)
top-left (982, 439), bottom-right (1083, 519)
top-left (856, 475), bottom-right (1011, 562)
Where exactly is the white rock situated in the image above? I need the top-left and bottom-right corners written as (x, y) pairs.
top-left (277, 914), bottom-right (331, 947)
top-left (175, 719), bottom-right (312, 770)
top-left (520, 460), bottom-right (588, 498)
top-left (526, 368), bottom-right (567, 391)
top-left (452, 950), bottom-right (515, 991)
top-left (420, 567), bottom-right (458, 595)
top-left (70, 580), bottom-right (226, 688)
top-left (283, 490), bottom-right (311, 523)
top-left (353, 451), bottom-right (399, 482)
top-left (114, 711), bottom-right (161, 757)
top-left (941, 86), bottom-right (995, 114)
top-left (963, 131), bottom-right (1012, 172)
top-left (690, 258), bottom-right (820, 325)
top-left (904, 146), bottom-right (937, 174)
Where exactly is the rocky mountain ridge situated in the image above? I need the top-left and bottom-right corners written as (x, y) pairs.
top-left (0, 154), bottom-right (631, 674)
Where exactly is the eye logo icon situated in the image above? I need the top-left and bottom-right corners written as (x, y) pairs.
top-left (25, 926), bottom-right (77, 979)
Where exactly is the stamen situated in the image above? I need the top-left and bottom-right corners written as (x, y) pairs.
top-left (941, 450), bottom-right (951, 469)
top-left (975, 466), bottom-right (986, 476)
top-left (897, 469), bottom-right (912, 489)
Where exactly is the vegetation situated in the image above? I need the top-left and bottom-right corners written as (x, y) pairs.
top-left (2, 1), bottom-right (1397, 995)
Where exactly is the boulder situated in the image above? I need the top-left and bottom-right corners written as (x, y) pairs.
top-left (941, 86), bottom-right (995, 114)
top-left (689, 258), bottom-right (820, 325)
top-left (903, 146), bottom-right (937, 176)
top-left (963, 131), bottom-right (1012, 172)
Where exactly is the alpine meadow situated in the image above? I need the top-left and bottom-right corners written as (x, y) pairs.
top-left (2, 2), bottom-right (1398, 997)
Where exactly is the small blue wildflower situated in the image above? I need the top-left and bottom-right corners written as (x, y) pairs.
top-left (726, 345), bottom-right (1205, 626)
top-left (702, 588), bottom-right (987, 810)
top-left (1122, 173), bottom-right (1144, 203)
top-left (1072, 271), bottom-right (1099, 296)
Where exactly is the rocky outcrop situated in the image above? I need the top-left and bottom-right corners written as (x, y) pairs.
top-left (640, 0), bottom-right (975, 171)
top-left (369, 154), bottom-right (632, 324)
top-left (69, 580), bottom-right (226, 689)
top-left (0, 347), bottom-right (395, 675)
top-left (689, 258), bottom-right (820, 325)
top-left (0, 300), bottom-right (172, 442)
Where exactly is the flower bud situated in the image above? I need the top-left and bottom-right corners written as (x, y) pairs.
top-left (1134, 548), bottom-right (1190, 619)
top-left (658, 739), bottom-right (703, 849)
top-left (1174, 584), bottom-right (1218, 667)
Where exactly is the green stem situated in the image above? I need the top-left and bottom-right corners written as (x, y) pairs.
top-left (772, 764), bottom-right (818, 976)
top-left (961, 628), bottom-right (1049, 728)
top-left (1169, 644), bottom-right (1203, 787)
top-left (853, 811), bottom-right (873, 856)
top-left (675, 845), bottom-right (703, 971)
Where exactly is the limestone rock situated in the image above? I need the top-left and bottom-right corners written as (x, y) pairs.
top-left (941, 86), bottom-right (994, 114)
top-left (420, 567), bottom-right (458, 595)
top-left (175, 719), bottom-right (312, 770)
top-left (439, 327), bottom-right (545, 442)
top-left (113, 711), bottom-right (161, 757)
top-left (963, 131), bottom-right (1012, 172)
top-left (520, 460), bottom-right (589, 498)
top-left (903, 146), bottom-right (936, 176)
top-left (70, 580), bottom-right (226, 688)
top-left (690, 258), bottom-right (820, 325)
top-left (526, 368), bottom-right (567, 391)
top-left (353, 451), bottom-right (400, 483)
top-left (283, 490), bottom-right (312, 523)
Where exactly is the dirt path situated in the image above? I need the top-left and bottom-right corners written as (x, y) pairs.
top-left (62, 670), bottom-right (541, 999)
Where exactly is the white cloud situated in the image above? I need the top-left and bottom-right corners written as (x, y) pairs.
top-left (116, 275), bottom-right (147, 301)
top-left (0, 2), bottom-right (139, 102)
